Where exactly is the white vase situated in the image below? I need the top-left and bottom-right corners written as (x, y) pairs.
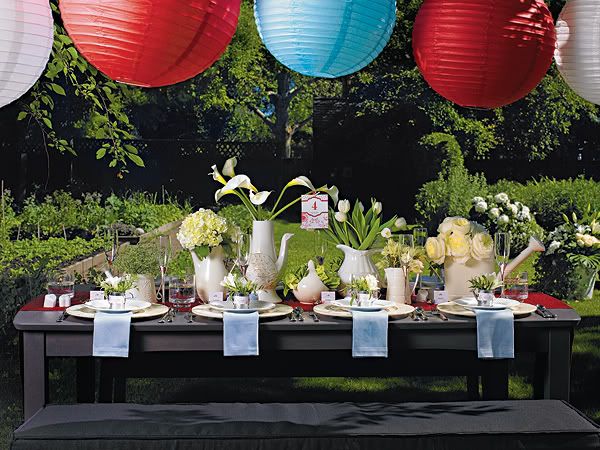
top-left (336, 244), bottom-right (379, 290)
top-left (385, 267), bottom-right (412, 305)
top-left (132, 274), bottom-right (157, 303)
top-left (293, 260), bottom-right (328, 305)
top-left (444, 257), bottom-right (496, 301)
top-left (190, 246), bottom-right (228, 302)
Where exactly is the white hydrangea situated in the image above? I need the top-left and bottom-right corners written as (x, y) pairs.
top-left (474, 201), bottom-right (488, 213)
top-left (498, 214), bottom-right (509, 225)
top-left (177, 209), bottom-right (228, 251)
top-left (472, 196), bottom-right (485, 204)
top-left (507, 203), bottom-right (518, 216)
top-left (547, 240), bottom-right (561, 255)
top-left (489, 207), bottom-right (500, 218)
top-left (494, 193), bottom-right (509, 204)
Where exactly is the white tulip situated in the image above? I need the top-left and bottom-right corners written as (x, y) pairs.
top-left (222, 157), bottom-right (237, 177)
top-left (357, 202), bottom-right (365, 213)
top-left (338, 199), bottom-right (351, 214)
top-left (373, 202), bottom-right (382, 215)
top-left (335, 211), bottom-right (347, 223)
top-left (395, 217), bottom-right (407, 229)
top-left (250, 191), bottom-right (272, 205)
top-left (381, 227), bottom-right (392, 239)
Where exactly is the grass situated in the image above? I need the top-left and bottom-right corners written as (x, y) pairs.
top-left (0, 220), bottom-right (598, 448)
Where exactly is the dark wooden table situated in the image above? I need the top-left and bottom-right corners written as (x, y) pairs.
top-left (14, 303), bottom-right (580, 420)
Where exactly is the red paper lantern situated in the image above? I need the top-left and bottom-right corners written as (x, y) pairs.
top-left (412, 0), bottom-right (556, 109)
top-left (60, 0), bottom-right (241, 87)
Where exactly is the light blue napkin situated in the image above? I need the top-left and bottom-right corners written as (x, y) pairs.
top-left (475, 309), bottom-right (514, 359)
top-left (223, 312), bottom-right (259, 357)
top-left (92, 311), bottom-right (132, 358)
top-left (352, 310), bottom-right (388, 358)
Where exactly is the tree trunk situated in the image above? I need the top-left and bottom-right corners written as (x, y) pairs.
top-left (274, 72), bottom-right (292, 158)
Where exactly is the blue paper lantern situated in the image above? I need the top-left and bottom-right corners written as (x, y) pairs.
top-left (254, 0), bottom-right (396, 78)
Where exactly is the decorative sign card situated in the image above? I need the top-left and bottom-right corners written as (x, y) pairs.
top-left (301, 193), bottom-right (328, 229)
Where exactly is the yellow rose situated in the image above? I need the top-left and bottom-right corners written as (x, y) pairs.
top-left (452, 217), bottom-right (472, 235)
top-left (437, 217), bottom-right (455, 236)
top-left (471, 232), bottom-right (494, 261)
top-left (425, 236), bottom-right (446, 265)
top-left (447, 233), bottom-right (471, 264)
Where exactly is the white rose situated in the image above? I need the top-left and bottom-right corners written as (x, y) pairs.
top-left (438, 217), bottom-right (455, 235)
top-left (498, 214), bottom-right (509, 225)
top-left (395, 217), bottom-right (407, 229)
top-left (373, 202), bottom-right (382, 215)
top-left (494, 193), bottom-right (509, 204)
top-left (338, 199), bottom-right (350, 214)
top-left (489, 208), bottom-right (500, 218)
top-left (447, 233), bottom-right (471, 264)
top-left (335, 211), bottom-right (347, 223)
top-left (381, 227), bottom-right (392, 239)
top-left (474, 201), bottom-right (488, 213)
top-left (365, 274), bottom-right (379, 291)
top-left (425, 236), bottom-right (446, 265)
top-left (438, 217), bottom-right (470, 236)
top-left (471, 233), bottom-right (494, 261)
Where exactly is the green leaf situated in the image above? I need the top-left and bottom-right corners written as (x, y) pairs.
top-left (127, 153), bottom-right (145, 167)
top-left (124, 144), bottom-right (138, 154)
top-left (42, 118), bottom-right (53, 129)
top-left (96, 148), bottom-right (106, 159)
top-left (194, 246), bottom-right (210, 259)
top-left (17, 112), bottom-right (27, 121)
top-left (50, 83), bottom-right (66, 95)
top-left (360, 218), bottom-right (381, 250)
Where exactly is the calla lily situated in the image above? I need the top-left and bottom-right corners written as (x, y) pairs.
top-left (222, 174), bottom-right (254, 192)
top-left (250, 191), bottom-right (272, 205)
top-left (209, 165), bottom-right (226, 185)
top-left (320, 185), bottom-right (339, 205)
top-left (222, 157), bottom-right (237, 178)
top-left (286, 176), bottom-right (316, 191)
top-left (215, 188), bottom-right (234, 203)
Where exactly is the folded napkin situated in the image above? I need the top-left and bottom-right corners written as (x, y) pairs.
top-left (223, 312), bottom-right (259, 357)
top-left (93, 311), bottom-right (132, 358)
top-left (352, 310), bottom-right (388, 358)
top-left (475, 309), bottom-right (514, 359)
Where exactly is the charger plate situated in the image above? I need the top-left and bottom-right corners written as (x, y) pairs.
top-left (66, 303), bottom-right (169, 320)
top-left (313, 303), bottom-right (415, 320)
top-left (192, 303), bottom-right (293, 320)
top-left (437, 302), bottom-right (536, 318)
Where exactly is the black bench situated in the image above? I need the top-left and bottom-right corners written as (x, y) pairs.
top-left (12, 400), bottom-right (600, 449)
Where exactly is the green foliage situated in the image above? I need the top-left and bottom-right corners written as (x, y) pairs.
top-left (113, 242), bottom-right (160, 277)
top-left (468, 273), bottom-right (503, 291)
top-left (534, 255), bottom-right (595, 300)
top-left (414, 133), bottom-right (488, 233)
top-left (168, 250), bottom-right (194, 279)
top-left (0, 190), bottom-right (20, 242)
top-left (493, 177), bottom-right (600, 230)
top-left (283, 259), bottom-right (341, 297)
top-left (218, 204), bottom-right (253, 234)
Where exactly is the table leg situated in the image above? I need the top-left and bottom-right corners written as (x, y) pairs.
top-left (98, 360), bottom-right (114, 403)
top-left (22, 332), bottom-right (47, 420)
top-left (467, 375), bottom-right (480, 400)
top-left (481, 360), bottom-right (509, 400)
top-left (543, 328), bottom-right (573, 401)
top-left (76, 358), bottom-right (96, 403)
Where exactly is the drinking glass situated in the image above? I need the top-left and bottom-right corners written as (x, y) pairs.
top-left (413, 227), bottom-right (428, 248)
top-left (157, 236), bottom-right (172, 302)
top-left (169, 275), bottom-right (196, 311)
top-left (504, 272), bottom-right (528, 301)
top-left (398, 234), bottom-right (414, 248)
top-left (103, 227), bottom-right (120, 272)
top-left (314, 230), bottom-right (328, 266)
top-left (494, 232), bottom-right (511, 296)
top-left (47, 272), bottom-right (75, 298)
top-left (235, 233), bottom-right (251, 276)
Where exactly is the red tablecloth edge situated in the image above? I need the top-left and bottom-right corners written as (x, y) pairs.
top-left (20, 291), bottom-right (572, 312)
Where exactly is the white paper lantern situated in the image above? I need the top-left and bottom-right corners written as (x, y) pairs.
top-left (555, 0), bottom-right (600, 105)
top-left (0, 0), bottom-right (54, 108)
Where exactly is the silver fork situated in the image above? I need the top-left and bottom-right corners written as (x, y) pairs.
top-left (56, 311), bottom-right (67, 322)
top-left (431, 305), bottom-right (449, 321)
top-left (158, 308), bottom-right (172, 324)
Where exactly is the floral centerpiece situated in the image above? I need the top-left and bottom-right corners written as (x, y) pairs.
top-left (177, 208), bottom-right (231, 302)
top-left (377, 236), bottom-right (426, 305)
top-left (425, 217), bottom-right (495, 300)
top-left (324, 197), bottom-right (403, 288)
top-left (347, 274), bottom-right (379, 305)
top-left (100, 274), bottom-right (135, 303)
top-left (468, 273), bottom-right (502, 306)
top-left (221, 273), bottom-right (259, 307)
top-left (537, 209), bottom-right (600, 299)
top-left (469, 192), bottom-right (543, 256)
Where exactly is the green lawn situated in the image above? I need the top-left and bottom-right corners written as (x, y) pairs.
top-left (0, 221), bottom-right (598, 448)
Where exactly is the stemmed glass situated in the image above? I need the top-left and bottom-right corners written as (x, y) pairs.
top-left (156, 235), bottom-right (172, 302)
top-left (235, 233), bottom-right (251, 277)
top-left (314, 230), bottom-right (328, 266)
top-left (413, 227), bottom-right (427, 289)
top-left (103, 227), bottom-right (119, 276)
top-left (494, 232), bottom-right (511, 297)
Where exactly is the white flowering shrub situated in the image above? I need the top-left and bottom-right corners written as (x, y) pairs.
top-left (469, 193), bottom-right (543, 256)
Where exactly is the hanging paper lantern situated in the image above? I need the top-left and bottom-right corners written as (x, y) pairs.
top-left (254, 0), bottom-right (396, 78)
top-left (555, 0), bottom-right (600, 105)
top-left (0, 0), bottom-right (54, 108)
top-left (60, 0), bottom-right (241, 87)
top-left (412, 0), bottom-right (556, 109)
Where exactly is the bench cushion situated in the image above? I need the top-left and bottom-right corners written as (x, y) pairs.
top-left (12, 400), bottom-right (600, 449)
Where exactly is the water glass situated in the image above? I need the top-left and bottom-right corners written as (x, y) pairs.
top-left (494, 232), bottom-right (511, 295)
top-left (236, 233), bottom-right (251, 276)
top-left (398, 234), bottom-right (414, 248)
top-left (169, 276), bottom-right (196, 308)
top-left (47, 273), bottom-right (75, 298)
top-left (504, 272), bottom-right (529, 301)
top-left (413, 227), bottom-right (428, 248)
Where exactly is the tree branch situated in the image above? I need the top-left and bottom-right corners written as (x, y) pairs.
top-left (249, 104), bottom-right (275, 131)
top-left (291, 115), bottom-right (313, 135)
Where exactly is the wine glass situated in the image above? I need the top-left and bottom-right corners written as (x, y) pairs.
top-left (103, 227), bottom-right (119, 274)
top-left (156, 235), bottom-right (172, 302)
top-left (314, 230), bottom-right (328, 266)
top-left (494, 232), bottom-right (511, 296)
top-left (235, 233), bottom-right (251, 277)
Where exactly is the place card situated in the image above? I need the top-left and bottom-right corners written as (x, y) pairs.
top-left (301, 193), bottom-right (328, 229)
top-left (59, 294), bottom-right (71, 308)
top-left (89, 291), bottom-right (105, 301)
top-left (433, 290), bottom-right (449, 304)
top-left (43, 294), bottom-right (57, 308)
top-left (321, 291), bottom-right (336, 303)
top-left (210, 292), bottom-right (224, 302)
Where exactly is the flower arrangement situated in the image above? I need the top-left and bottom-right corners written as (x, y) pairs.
top-left (100, 274), bottom-right (135, 294)
top-left (348, 274), bottom-right (379, 294)
top-left (324, 198), bottom-right (402, 250)
top-left (220, 273), bottom-right (259, 296)
top-left (177, 208), bottom-right (229, 258)
top-left (377, 238), bottom-right (426, 274)
top-left (469, 193), bottom-right (542, 255)
top-left (210, 157), bottom-right (338, 221)
top-left (468, 273), bottom-right (502, 292)
top-left (425, 217), bottom-right (494, 265)
top-left (283, 259), bottom-right (341, 297)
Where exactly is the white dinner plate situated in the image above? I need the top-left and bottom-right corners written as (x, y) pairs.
top-left (453, 296), bottom-right (520, 311)
top-left (84, 299), bottom-right (152, 313)
top-left (208, 300), bottom-right (276, 313)
top-left (332, 298), bottom-right (393, 312)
